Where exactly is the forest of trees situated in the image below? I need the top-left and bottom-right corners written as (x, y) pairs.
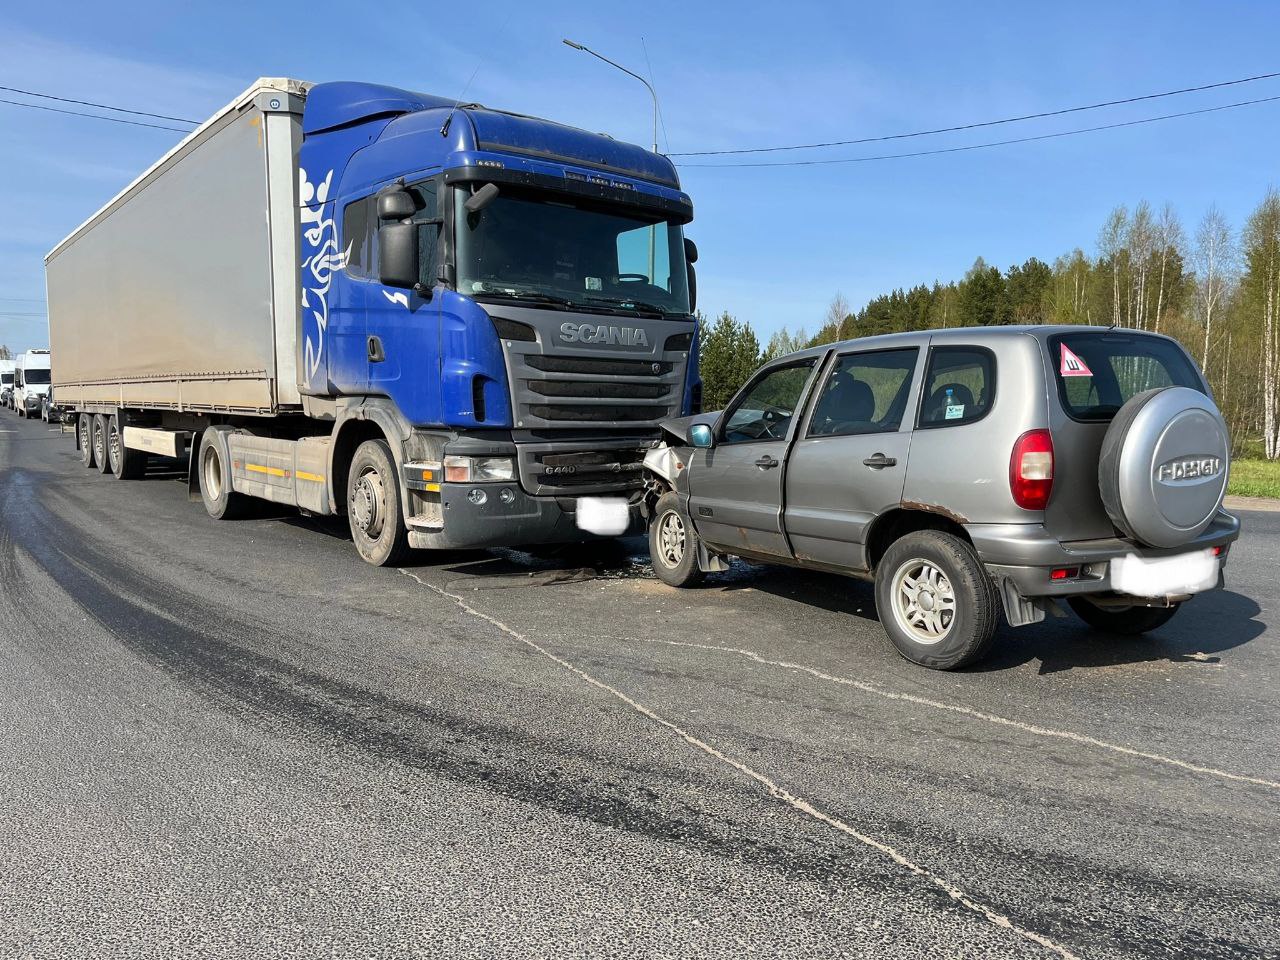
top-left (699, 189), bottom-right (1280, 459)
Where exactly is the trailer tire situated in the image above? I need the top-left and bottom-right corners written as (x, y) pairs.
top-left (93, 414), bottom-right (112, 474)
top-left (78, 414), bottom-right (96, 468)
top-left (198, 428), bottom-right (251, 520)
top-left (107, 416), bottom-right (146, 480)
top-left (347, 439), bottom-right (411, 567)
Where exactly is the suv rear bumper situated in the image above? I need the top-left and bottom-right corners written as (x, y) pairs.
top-left (970, 511), bottom-right (1240, 598)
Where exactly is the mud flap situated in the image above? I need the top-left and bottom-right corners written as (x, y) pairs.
top-left (697, 541), bottom-right (730, 573)
top-left (997, 576), bottom-right (1060, 628)
top-left (187, 429), bottom-right (202, 502)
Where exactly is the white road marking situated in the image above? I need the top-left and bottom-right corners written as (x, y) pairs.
top-left (630, 637), bottom-right (1280, 791)
top-left (400, 568), bottom-right (1080, 959)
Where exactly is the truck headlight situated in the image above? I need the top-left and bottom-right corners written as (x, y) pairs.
top-left (443, 455), bottom-right (516, 483)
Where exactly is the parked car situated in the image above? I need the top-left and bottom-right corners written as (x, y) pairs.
top-left (40, 386), bottom-right (63, 423)
top-left (642, 325), bottom-right (1239, 670)
top-left (0, 358), bottom-right (14, 409)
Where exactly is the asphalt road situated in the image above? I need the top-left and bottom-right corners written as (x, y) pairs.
top-left (1, 411), bottom-right (1277, 959)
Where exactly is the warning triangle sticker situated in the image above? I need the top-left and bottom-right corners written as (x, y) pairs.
top-left (1060, 344), bottom-right (1093, 378)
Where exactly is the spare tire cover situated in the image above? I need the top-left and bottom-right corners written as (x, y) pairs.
top-left (1098, 386), bottom-right (1229, 548)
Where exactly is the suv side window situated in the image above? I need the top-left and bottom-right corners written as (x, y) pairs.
top-left (807, 348), bottom-right (918, 437)
top-left (918, 346), bottom-right (995, 427)
top-left (721, 360), bottom-right (816, 444)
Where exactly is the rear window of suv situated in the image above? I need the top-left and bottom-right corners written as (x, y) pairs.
top-left (1050, 332), bottom-right (1202, 421)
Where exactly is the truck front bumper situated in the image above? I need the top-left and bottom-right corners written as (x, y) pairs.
top-left (406, 480), bottom-right (644, 551)
top-left (970, 511), bottom-right (1240, 600)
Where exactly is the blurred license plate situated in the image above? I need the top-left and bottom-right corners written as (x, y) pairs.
top-left (575, 497), bottom-right (630, 536)
top-left (1110, 548), bottom-right (1218, 597)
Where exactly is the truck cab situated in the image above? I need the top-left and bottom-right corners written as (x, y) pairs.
top-left (14, 350), bottom-right (51, 419)
top-left (297, 83), bottom-right (700, 557)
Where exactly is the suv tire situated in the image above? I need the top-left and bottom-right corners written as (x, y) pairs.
top-left (875, 531), bottom-right (999, 670)
top-left (1067, 597), bottom-right (1181, 635)
top-left (649, 491), bottom-right (704, 587)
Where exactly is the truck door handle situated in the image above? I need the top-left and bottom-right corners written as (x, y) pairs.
top-left (754, 455), bottom-right (779, 469)
top-left (863, 454), bottom-right (897, 469)
top-left (368, 336), bottom-right (385, 363)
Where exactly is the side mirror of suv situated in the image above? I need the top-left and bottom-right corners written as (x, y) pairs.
top-left (688, 423), bottom-right (713, 448)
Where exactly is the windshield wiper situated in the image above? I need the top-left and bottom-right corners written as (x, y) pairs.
top-left (473, 289), bottom-right (575, 309)
top-left (583, 295), bottom-right (670, 317)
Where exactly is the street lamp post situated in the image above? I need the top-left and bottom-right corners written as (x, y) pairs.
top-left (562, 38), bottom-right (661, 281)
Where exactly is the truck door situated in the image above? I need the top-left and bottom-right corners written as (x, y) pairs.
top-left (365, 178), bottom-right (441, 399)
top-left (688, 358), bottom-right (818, 557)
top-left (783, 346), bottom-right (923, 569)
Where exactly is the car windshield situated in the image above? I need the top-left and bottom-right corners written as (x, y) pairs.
top-left (455, 186), bottom-right (690, 317)
top-left (1051, 332), bottom-right (1201, 421)
top-left (23, 368), bottom-right (51, 384)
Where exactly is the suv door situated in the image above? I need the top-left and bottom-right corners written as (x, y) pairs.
top-left (688, 358), bottom-right (819, 557)
top-left (784, 346), bottom-right (924, 569)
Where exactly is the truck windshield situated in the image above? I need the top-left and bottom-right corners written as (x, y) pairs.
top-left (1, 374), bottom-right (12, 386)
top-left (455, 187), bottom-right (690, 317)
top-left (23, 369), bottom-right (51, 384)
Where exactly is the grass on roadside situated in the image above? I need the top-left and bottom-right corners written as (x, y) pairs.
top-left (1229, 458), bottom-right (1280, 499)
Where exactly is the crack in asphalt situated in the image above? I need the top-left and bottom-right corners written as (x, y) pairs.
top-left (399, 568), bottom-right (1082, 960)
top-left (615, 636), bottom-right (1280, 792)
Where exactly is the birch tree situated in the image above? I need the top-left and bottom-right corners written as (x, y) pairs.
top-left (1153, 203), bottom-right (1184, 332)
top-left (1192, 206), bottom-right (1236, 372)
top-left (1098, 206), bottom-right (1128, 327)
top-left (1241, 191), bottom-right (1280, 459)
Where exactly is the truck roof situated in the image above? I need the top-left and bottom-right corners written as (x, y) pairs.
top-left (304, 80), bottom-right (681, 189)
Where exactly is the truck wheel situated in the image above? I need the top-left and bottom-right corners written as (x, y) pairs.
top-left (198, 428), bottom-right (250, 519)
top-left (347, 439), bottom-right (411, 566)
top-left (92, 414), bottom-right (112, 474)
top-left (649, 491), bottom-right (704, 587)
top-left (78, 414), bottom-right (96, 468)
top-left (875, 531), bottom-right (999, 670)
top-left (1067, 597), bottom-right (1181, 635)
top-left (107, 416), bottom-right (146, 479)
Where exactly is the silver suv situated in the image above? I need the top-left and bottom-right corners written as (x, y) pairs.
top-left (642, 326), bottom-right (1240, 670)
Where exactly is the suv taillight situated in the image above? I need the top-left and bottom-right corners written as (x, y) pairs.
top-left (1010, 429), bottom-right (1054, 510)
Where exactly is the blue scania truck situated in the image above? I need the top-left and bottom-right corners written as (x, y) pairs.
top-left (46, 78), bottom-right (700, 565)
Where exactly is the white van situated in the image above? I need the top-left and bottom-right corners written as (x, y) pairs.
top-left (14, 349), bottom-right (52, 418)
top-left (0, 358), bottom-right (14, 409)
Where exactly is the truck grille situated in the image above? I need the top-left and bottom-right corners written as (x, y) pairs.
top-left (516, 441), bottom-right (652, 495)
top-left (500, 319), bottom-right (688, 431)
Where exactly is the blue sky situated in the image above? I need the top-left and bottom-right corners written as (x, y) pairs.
top-left (2, 1), bottom-right (1279, 352)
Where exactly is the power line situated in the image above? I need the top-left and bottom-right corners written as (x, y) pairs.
top-left (0, 85), bottom-right (199, 124)
top-left (0, 297), bottom-right (46, 303)
top-left (671, 70), bottom-right (1280, 157)
top-left (0, 96), bottom-right (191, 132)
top-left (676, 94), bottom-right (1280, 168)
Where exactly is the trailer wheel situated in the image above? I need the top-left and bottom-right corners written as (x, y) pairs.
top-left (347, 439), bottom-right (411, 567)
top-left (92, 414), bottom-right (112, 475)
top-left (78, 414), bottom-right (96, 468)
top-left (107, 416), bottom-right (146, 480)
top-left (198, 428), bottom-right (250, 519)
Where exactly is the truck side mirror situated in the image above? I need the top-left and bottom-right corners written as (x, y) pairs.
top-left (378, 222), bottom-right (418, 289)
top-left (377, 190), bottom-right (415, 220)
top-left (683, 237), bottom-right (698, 263)
top-left (687, 423), bottom-right (713, 448)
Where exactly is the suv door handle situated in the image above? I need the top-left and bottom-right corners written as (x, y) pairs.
top-left (863, 454), bottom-right (897, 469)
top-left (754, 455), bottom-right (779, 469)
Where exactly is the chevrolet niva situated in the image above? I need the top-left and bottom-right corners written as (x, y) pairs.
top-left (642, 326), bottom-right (1240, 670)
